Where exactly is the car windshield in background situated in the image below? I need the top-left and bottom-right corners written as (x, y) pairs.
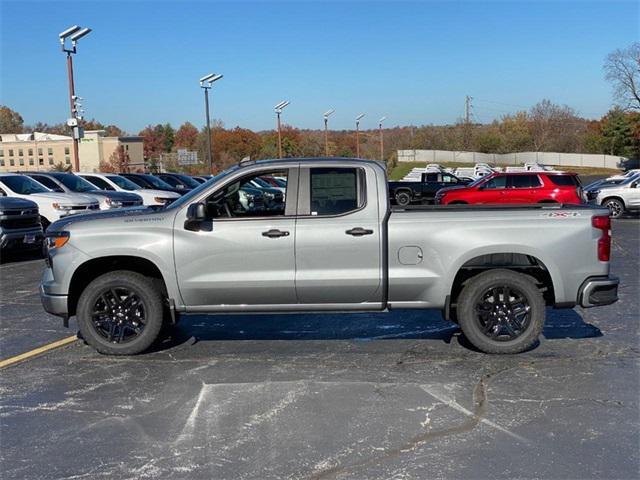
top-left (174, 174), bottom-right (201, 189)
top-left (142, 174), bottom-right (175, 189)
top-left (166, 165), bottom-right (240, 210)
top-left (106, 175), bottom-right (141, 191)
top-left (0, 175), bottom-right (49, 194)
top-left (55, 174), bottom-right (97, 192)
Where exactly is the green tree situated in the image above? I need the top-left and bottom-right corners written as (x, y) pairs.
top-left (601, 108), bottom-right (640, 157)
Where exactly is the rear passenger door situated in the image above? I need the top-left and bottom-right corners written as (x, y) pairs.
top-left (294, 166), bottom-right (382, 306)
top-left (507, 174), bottom-right (543, 203)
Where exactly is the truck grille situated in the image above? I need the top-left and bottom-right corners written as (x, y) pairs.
top-left (0, 211), bottom-right (41, 229)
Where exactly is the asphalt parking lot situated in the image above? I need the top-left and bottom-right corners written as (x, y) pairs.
top-left (1, 216), bottom-right (639, 480)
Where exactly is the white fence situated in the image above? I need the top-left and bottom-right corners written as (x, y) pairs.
top-left (397, 150), bottom-right (626, 169)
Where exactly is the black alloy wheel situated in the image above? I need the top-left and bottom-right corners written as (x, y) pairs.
top-left (92, 287), bottom-right (146, 344)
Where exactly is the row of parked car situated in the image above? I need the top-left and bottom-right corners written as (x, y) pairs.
top-left (390, 167), bottom-right (640, 218)
top-left (0, 170), bottom-right (288, 254)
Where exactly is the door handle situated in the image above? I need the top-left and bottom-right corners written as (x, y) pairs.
top-left (262, 229), bottom-right (290, 238)
top-left (346, 227), bottom-right (374, 236)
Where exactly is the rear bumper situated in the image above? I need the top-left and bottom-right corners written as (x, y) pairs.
top-left (40, 286), bottom-right (69, 318)
top-left (578, 276), bottom-right (619, 308)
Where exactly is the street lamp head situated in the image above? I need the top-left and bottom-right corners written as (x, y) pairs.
top-left (200, 73), bottom-right (216, 84)
top-left (70, 27), bottom-right (92, 43)
top-left (323, 109), bottom-right (335, 118)
top-left (356, 113), bottom-right (365, 122)
top-left (275, 100), bottom-right (290, 112)
top-left (379, 116), bottom-right (386, 123)
top-left (59, 25), bottom-right (81, 40)
top-left (209, 74), bottom-right (223, 84)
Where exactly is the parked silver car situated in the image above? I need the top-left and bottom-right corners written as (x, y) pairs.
top-left (586, 173), bottom-right (640, 218)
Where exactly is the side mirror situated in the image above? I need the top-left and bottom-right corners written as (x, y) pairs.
top-left (184, 202), bottom-right (206, 231)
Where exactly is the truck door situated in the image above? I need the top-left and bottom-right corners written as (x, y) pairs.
top-left (294, 166), bottom-right (383, 305)
top-left (508, 174), bottom-right (543, 203)
top-left (174, 167), bottom-right (298, 308)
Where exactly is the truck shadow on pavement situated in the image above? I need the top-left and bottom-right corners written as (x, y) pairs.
top-left (152, 307), bottom-right (602, 353)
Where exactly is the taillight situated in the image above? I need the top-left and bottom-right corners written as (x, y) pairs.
top-left (592, 215), bottom-right (611, 262)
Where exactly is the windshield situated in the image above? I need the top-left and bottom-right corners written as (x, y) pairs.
top-left (174, 174), bottom-right (202, 188)
top-left (166, 165), bottom-right (239, 211)
top-left (0, 175), bottom-right (49, 194)
top-left (142, 174), bottom-right (174, 189)
top-left (56, 174), bottom-right (97, 192)
top-left (106, 175), bottom-right (141, 191)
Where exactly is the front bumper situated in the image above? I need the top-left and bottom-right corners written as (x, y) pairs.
top-left (0, 228), bottom-right (43, 250)
top-left (40, 285), bottom-right (69, 318)
top-left (578, 276), bottom-right (619, 308)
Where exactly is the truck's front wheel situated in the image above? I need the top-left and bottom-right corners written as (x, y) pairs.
top-left (76, 271), bottom-right (164, 355)
top-left (456, 269), bottom-right (544, 354)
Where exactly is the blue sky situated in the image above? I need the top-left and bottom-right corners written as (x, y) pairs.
top-left (1, 1), bottom-right (638, 133)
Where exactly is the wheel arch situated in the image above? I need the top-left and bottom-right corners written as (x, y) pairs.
top-left (67, 255), bottom-right (169, 317)
top-left (601, 195), bottom-right (626, 207)
top-left (447, 250), bottom-right (559, 311)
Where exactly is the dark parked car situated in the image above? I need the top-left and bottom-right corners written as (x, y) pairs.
top-left (389, 171), bottom-right (472, 206)
top-left (0, 196), bottom-right (43, 253)
top-left (154, 173), bottom-right (202, 192)
top-left (119, 173), bottom-right (186, 196)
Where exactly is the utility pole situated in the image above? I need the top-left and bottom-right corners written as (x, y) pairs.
top-left (378, 116), bottom-right (386, 160)
top-left (199, 73), bottom-right (223, 174)
top-left (59, 25), bottom-right (91, 172)
top-left (355, 113), bottom-right (365, 157)
top-left (323, 109), bottom-right (335, 156)
top-left (274, 101), bottom-right (290, 158)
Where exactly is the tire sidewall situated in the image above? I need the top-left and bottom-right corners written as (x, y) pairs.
top-left (457, 270), bottom-right (545, 354)
top-left (77, 271), bottom-right (164, 355)
top-left (604, 199), bottom-right (623, 218)
top-left (395, 191), bottom-right (411, 206)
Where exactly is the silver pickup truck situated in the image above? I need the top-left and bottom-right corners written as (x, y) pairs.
top-left (40, 158), bottom-right (618, 355)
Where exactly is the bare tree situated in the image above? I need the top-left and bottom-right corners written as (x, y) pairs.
top-left (529, 99), bottom-right (581, 151)
top-left (604, 43), bottom-right (640, 111)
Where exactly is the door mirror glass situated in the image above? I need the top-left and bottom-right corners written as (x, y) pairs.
top-left (184, 202), bottom-right (206, 231)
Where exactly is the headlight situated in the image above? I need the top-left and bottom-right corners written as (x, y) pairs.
top-left (264, 192), bottom-right (275, 200)
top-left (45, 231), bottom-right (70, 250)
top-left (105, 198), bottom-right (123, 208)
top-left (154, 197), bottom-right (173, 204)
top-left (52, 202), bottom-right (73, 211)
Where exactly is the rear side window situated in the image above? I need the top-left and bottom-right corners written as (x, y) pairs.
top-left (425, 173), bottom-right (438, 182)
top-left (509, 175), bottom-right (542, 188)
top-left (310, 168), bottom-right (361, 216)
top-left (547, 175), bottom-right (579, 187)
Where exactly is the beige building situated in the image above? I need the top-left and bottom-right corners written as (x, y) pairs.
top-left (0, 130), bottom-right (144, 173)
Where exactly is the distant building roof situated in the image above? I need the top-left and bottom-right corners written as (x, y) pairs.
top-left (0, 132), bottom-right (72, 142)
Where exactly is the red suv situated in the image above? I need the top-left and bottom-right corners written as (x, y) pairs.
top-left (435, 172), bottom-right (584, 205)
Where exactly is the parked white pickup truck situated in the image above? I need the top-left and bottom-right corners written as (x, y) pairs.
top-left (41, 158), bottom-right (618, 355)
top-left (0, 173), bottom-right (99, 229)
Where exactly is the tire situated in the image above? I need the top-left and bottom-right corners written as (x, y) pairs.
top-left (456, 269), bottom-right (545, 354)
top-left (76, 270), bottom-right (164, 355)
top-left (395, 191), bottom-right (412, 207)
top-left (603, 198), bottom-right (624, 218)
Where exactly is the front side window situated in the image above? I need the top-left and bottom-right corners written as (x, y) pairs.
top-left (442, 174), bottom-right (458, 183)
top-left (30, 175), bottom-right (64, 192)
top-left (106, 175), bottom-right (141, 191)
top-left (203, 170), bottom-right (288, 219)
top-left (82, 175), bottom-right (115, 191)
top-left (483, 175), bottom-right (507, 189)
top-left (310, 167), bottom-right (361, 216)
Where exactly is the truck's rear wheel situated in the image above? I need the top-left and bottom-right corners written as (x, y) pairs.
top-left (395, 191), bottom-right (412, 206)
top-left (76, 271), bottom-right (164, 355)
top-left (456, 269), bottom-right (544, 354)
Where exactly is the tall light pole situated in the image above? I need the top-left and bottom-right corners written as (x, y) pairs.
top-left (378, 116), bottom-right (386, 160)
top-left (355, 113), bottom-right (365, 158)
top-left (59, 25), bottom-right (91, 172)
top-left (199, 73), bottom-right (223, 174)
top-left (275, 100), bottom-right (290, 158)
top-left (323, 109), bottom-right (335, 156)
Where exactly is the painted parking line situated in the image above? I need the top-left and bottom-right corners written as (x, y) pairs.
top-left (0, 335), bottom-right (77, 369)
